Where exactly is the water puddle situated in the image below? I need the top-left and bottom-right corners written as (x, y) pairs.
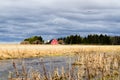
top-left (0, 56), bottom-right (75, 80)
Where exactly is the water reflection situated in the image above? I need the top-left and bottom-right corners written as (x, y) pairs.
top-left (0, 56), bottom-right (75, 80)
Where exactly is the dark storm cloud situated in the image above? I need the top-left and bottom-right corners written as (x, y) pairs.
top-left (0, 0), bottom-right (120, 42)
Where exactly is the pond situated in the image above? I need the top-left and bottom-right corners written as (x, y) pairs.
top-left (0, 56), bottom-right (75, 80)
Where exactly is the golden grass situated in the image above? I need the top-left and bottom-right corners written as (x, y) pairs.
top-left (2, 44), bottom-right (119, 80)
top-left (73, 52), bottom-right (120, 80)
top-left (9, 52), bottom-right (120, 80)
top-left (0, 44), bottom-right (120, 60)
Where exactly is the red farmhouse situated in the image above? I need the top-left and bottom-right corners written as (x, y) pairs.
top-left (51, 39), bottom-right (58, 45)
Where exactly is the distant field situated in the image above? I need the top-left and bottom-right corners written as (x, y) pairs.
top-left (0, 44), bottom-right (120, 60)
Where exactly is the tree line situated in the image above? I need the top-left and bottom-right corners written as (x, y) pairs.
top-left (58, 34), bottom-right (120, 45)
top-left (21, 34), bottom-right (120, 45)
top-left (21, 36), bottom-right (44, 44)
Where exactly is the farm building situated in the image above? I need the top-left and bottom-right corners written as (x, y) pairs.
top-left (20, 41), bottom-right (30, 44)
top-left (51, 39), bottom-right (58, 45)
top-left (32, 40), bottom-right (43, 44)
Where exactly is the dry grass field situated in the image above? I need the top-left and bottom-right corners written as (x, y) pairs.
top-left (0, 44), bottom-right (120, 80)
top-left (0, 44), bottom-right (120, 60)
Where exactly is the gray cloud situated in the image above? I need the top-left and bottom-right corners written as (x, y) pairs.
top-left (1, 0), bottom-right (120, 9)
top-left (0, 0), bottom-right (120, 42)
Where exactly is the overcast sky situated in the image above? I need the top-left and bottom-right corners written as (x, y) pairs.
top-left (0, 0), bottom-right (120, 43)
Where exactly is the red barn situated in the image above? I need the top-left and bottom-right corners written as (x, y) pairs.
top-left (51, 39), bottom-right (58, 45)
